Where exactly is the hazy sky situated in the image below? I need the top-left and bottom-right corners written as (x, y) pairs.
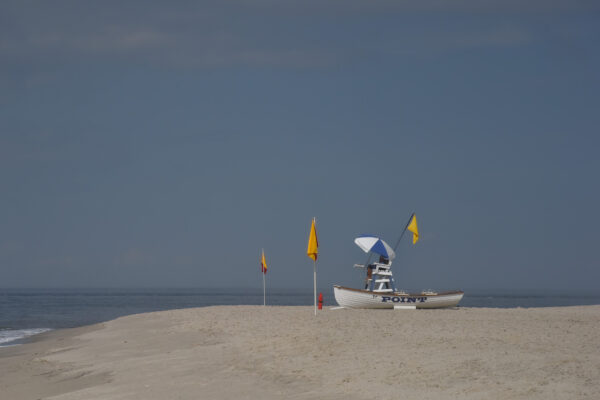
top-left (1, 1), bottom-right (599, 292)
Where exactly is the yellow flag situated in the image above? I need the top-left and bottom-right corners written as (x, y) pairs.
top-left (307, 218), bottom-right (318, 261)
top-left (407, 214), bottom-right (419, 244)
top-left (261, 250), bottom-right (268, 274)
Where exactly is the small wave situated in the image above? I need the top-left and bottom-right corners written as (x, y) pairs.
top-left (0, 328), bottom-right (52, 346)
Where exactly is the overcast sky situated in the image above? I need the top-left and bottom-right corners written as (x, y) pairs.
top-left (1, 1), bottom-right (599, 293)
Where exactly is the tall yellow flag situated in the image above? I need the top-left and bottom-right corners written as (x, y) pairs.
top-left (261, 250), bottom-right (268, 274)
top-left (307, 218), bottom-right (318, 261)
top-left (407, 214), bottom-right (419, 244)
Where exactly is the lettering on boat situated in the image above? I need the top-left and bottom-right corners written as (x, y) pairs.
top-left (380, 296), bottom-right (427, 303)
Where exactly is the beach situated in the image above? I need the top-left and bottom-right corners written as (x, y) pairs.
top-left (1, 305), bottom-right (599, 399)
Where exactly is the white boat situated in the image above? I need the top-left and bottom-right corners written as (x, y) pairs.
top-left (333, 285), bottom-right (464, 309)
top-left (333, 213), bottom-right (464, 309)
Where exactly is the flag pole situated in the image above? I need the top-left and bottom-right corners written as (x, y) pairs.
top-left (262, 248), bottom-right (266, 306)
top-left (393, 212), bottom-right (415, 252)
top-left (313, 259), bottom-right (317, 316)
top-left (307, 216), bottom-right (318, 316)
top-left (314, 217), bottom-right (318, 316)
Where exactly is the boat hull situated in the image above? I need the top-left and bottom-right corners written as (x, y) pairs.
top-left (333, 285), bottom-right (464, 309)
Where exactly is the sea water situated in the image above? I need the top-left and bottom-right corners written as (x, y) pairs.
top-left (1, 288), bottom-right (599, 347)
top-left (0, 288), bottom-right (313, 347)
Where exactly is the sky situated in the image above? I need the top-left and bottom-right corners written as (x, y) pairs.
top-left (1, 1), bottom-right (599, 293)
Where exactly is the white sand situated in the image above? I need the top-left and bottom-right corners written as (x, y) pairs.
top-left (1, 305), bottom-right (599, 399)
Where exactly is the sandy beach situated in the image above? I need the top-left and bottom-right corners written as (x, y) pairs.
top-left (1, 305), bottom-right (599, 399)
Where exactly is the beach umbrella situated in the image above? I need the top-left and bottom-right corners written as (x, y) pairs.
top-left (354, 235), bottom-right (396, 260)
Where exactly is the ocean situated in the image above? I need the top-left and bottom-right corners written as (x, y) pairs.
top-left (1, 288), bottom-right (599, 347)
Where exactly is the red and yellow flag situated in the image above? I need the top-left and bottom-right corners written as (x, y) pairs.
top-left (407, 214), bottom-right (419, 244)
top-left (307, 217), bottom-right (319, 261)
top-left (261, 250), bottom-right (268, 274)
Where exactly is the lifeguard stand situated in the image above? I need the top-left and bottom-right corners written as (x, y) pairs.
top-left (355, 261), bottom-right (398, 293)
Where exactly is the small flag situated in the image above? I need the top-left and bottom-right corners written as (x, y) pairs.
top-left (261, 250), bottom-right (268, 274)
top-left (407, 214), bottom-right (419, 244)
top-left (307, 217), bottom-right (319, 261)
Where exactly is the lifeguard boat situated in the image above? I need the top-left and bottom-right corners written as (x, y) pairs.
top-left (333, 214), bottom-right (464, 309)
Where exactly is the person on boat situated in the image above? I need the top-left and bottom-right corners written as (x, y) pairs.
top-left (365, 264), bottom-right (374, 289)
top-left (365, 256), bottom-right (391, 289)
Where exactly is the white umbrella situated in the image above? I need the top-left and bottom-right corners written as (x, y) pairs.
top-left (354, 235), bottom-right (396, 260)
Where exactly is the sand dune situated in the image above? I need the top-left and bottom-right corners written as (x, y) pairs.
top-left (1, 305), bottom-right (599, 399)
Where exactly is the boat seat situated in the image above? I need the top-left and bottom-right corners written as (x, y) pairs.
top-left (374, 271), bottom-right (392, 276)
